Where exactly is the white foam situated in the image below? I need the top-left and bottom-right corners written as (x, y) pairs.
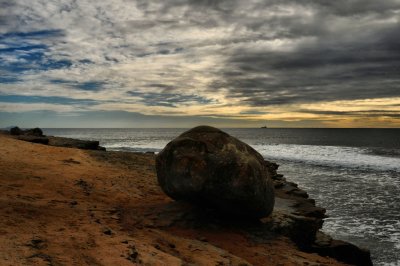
top-left (252, 144), bottom-right (400, 172)
top-left (104, 140), bottom-right (167, 152)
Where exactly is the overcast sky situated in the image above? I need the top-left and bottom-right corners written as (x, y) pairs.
top-left (1, 0), bottom-right (399, 128)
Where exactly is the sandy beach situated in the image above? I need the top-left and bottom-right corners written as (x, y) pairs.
top-left (0, 134), bottom-right (357, 265)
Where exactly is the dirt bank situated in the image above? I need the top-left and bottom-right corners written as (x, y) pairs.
top-left (0, 134), bottom-right (357, 265)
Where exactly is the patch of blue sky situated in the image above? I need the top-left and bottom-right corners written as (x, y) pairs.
top-left (0, 29), bottom-right (71, 79)
top-left (0, 44), bottom-right (47, 53)
top-left (0, 76), bottom-right (20, 83)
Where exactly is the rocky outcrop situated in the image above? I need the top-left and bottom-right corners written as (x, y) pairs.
top-left (47, 136), bottom-right (106, 151)
top-left (0, 132), bottom-right (373, 265)
top-left (123, 159), bottom-right (372, 265)
top-left (265, 161), bottom-right (372, 266)
top-left (10, 126), bottom-right (44, 136)
top-left (16, 135), bottom-right (49, 144)
top-left (312, 231), bottom-right (372, 266)
top-left (6, 127), bottom-right (106, 151)
top-left (156, 126), bottom-right (275, 219)
top-left (153, 126), bottom-right (371, 265)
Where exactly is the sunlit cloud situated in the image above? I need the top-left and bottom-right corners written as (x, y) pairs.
top-left (0, 0), bottom-right (399, 127)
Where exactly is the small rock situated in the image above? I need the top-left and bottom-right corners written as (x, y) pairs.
top-left (74, 178), bottom-right (93, 196)
top-left (127, 246), bottom-right (139, 262)
top-left (64, 158), bottom-right (81, 164)
top-left (27, 238), bottom-right (47, 250)
top-left (103, 229), bottom-right (113, 235)
top-left (198, 236), bottom-right (208, 242)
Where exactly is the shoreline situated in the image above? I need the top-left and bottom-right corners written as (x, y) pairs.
top-left (0, 133), bottom-right (372, 265)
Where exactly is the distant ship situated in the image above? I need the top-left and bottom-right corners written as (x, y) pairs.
top-left (260, 125), bottom-right (267, 128)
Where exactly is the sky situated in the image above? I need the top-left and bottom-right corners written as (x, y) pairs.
top-left (0, 0), bottom-right (400, 128)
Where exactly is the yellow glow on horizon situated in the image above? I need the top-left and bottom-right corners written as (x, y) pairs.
top-left (299, 97), bottom-right (400, 112)
top-left (88, 95), bottom-right (400, 127)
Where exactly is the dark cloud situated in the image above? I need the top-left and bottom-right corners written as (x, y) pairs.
top-left (145, 83), bottom-right (176, 90)
top-left (0, 94), bottom-right (97, 105)
top-left (299, 109), bottom-right (400, 118)
top-left (127, 91), bottom-right (213, 107)
top-left (130, 0), bottom-right (400, 107)
top-left (208, 2), bottom-right (400, 106)
top-left (0, 29), bottom-right (64, 39)
top-left (49, 79), bottom-right (106, 91)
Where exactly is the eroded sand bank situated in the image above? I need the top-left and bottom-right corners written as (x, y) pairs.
top-left (0, 134), bottom-right (354, 265)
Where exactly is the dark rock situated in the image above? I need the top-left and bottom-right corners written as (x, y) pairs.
top-left (0, 129), bottom-right (10, 135)
top-left (10, 127), bottom-right (44, 136)
top-left (48, 136), bottom-right (105, 150)
top-left (156, 125), bottom-right (275, 219)
top-left (314, 231), bottom-right (332, 247)
top-left (10, 126), bottom-right (23, 135)
top-left (23, 127), bottom-right (43, 136)
top-left (74, 178), bottom-right (93, 196)
top-left (290, 189), bottom-right (309, 198)
top-left (127, 245), bottom-right (139, 262)
top-left (273, 181), bottom-right (285, 189)
top-left (26, 238), bottom-right (47, 250)
top-left (17, 135), bottom-right (49, 144)
top-left (27, 253), bottom-right (53, 263)
top-left (312, 231), bottom-right (373, 266)
top-left (8, 127), bottom-right (106, 151)
top-left (63, 158), bottom-right (81, 164)
top-left (103, 228), bottom-right (113, 235)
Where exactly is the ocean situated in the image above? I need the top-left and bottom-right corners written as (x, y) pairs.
top-left (44, 128), bottom-right (400, 266)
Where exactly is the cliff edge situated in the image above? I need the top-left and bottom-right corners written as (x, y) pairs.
top-left (0, 133), bottom-right (371, 265)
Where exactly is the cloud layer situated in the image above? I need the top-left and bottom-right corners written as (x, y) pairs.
top-left (0, 0), bottom-right (400, 127)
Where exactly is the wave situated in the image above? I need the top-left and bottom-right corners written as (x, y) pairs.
top-left (104, 141), bottom-right (165, 153)
top-left (103, 140), bottom-right (400, 172)
top-left (252, 144), bottom-right (400, 172)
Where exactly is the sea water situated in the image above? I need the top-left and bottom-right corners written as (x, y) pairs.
top-left (44, 128), bottom-right (400, 266)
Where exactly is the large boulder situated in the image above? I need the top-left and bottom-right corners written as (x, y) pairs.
top-left (156, 126), bottom-right (275, 218)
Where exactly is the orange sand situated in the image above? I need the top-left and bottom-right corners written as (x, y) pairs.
top-left (0, 135), bottom-right (348, 265)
